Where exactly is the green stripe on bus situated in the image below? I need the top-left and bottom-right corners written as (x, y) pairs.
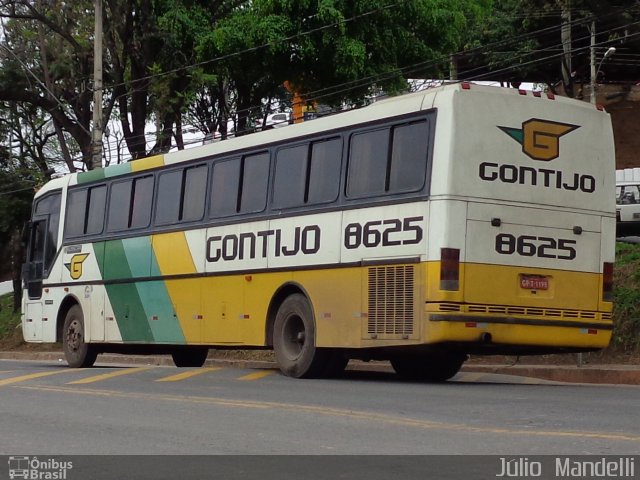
top-left (122, 237), bottom-right (186, 344)
top-left (77, 169), bottom-right (106, 184)
top-left (104, 163), bottom-right (131, 178)
top-left (100, 239), bottom-right (155, 342)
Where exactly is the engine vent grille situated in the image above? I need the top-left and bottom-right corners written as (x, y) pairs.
top-left (367, 265), bottom-right (414, 336)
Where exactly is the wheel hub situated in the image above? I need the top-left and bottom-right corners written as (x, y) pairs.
top-left (66, 319), bottom-right (82, 351)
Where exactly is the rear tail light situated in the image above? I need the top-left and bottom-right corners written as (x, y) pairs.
top-left (603, 262), bottom-right (613, 302)
top-left (440, 248), bottom-right (460, 291)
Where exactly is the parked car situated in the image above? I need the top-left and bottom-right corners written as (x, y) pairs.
top-left (257, 112), bottom-right (291, 129)
top-left (616, 168), bottom-right (640, 236)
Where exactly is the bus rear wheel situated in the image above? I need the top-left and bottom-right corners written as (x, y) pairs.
top-left (390, 353), bottom-right (466, 382)
top-left (62, 305), bottom-right (97, 368)
top-left (273, 294), bottom-right (328, 378)
top-left (171, 347), bottom-right (209, 367)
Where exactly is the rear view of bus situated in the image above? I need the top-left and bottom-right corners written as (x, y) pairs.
top-left (426, 84), bottom-right (615, 357)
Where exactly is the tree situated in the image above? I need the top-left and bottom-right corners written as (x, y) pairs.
top-left (459, 0), bottom-right (640, 94)
top-left (197, 0), bottom-right (491, 134)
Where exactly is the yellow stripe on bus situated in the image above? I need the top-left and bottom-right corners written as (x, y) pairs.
top-left (155, 367), bottom-right (222, 382)
top-left (131, 154), bottom-right (164, 172)
top-left (152, 232), bottom-right (202, 342)
top-left (66, 367), bottom-right (152, 385)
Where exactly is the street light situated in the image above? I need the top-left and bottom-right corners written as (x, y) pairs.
top-left (590, 47), bottom-right (616, 105)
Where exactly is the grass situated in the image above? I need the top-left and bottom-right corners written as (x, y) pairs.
top-left (613, 242), bottom-right (640, 351)
top-left (0, 292), bottom-right (22, 348)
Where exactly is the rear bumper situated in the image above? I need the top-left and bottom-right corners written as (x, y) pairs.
top-left (425, 309), bottom-right (612, 352)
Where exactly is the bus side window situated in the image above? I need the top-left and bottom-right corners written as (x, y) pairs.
top-left (66, 185), bottom-right (106, 237)
top-left (239, 152), bottom-right (269, 213)
top-left (86, 185), bottom-right (107, 234)
top-left (347, 129), bottom-right (389, 197)
top-left (156, 170), bottom-right (182, 225)
top-left (130, 176), bottom-right (154, 229)
top-left (156, 165), bottom-right (207, 225)
top-left (273, 144), bottom-right (308, 208)
top-left (66, 189), bottom-right (88, 237)
top-left (308, 137), bottom-right (341, 204)
top-left (389, 121), bottom-right (429, 192)
top-left (107, 175), bottom-right (153, 231)
top-left (210, 158), bottom-right (241, 217)
top-left (182, 165), bottom-right (207, 221)
top-left (107, 180), bottom-right (132, 231)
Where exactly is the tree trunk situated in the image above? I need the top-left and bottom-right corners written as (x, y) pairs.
top-left (10, 229), bottom-right (23, 313)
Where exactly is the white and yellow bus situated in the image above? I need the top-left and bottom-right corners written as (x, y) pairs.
top-left (22, 83), bottom-right (615, 380)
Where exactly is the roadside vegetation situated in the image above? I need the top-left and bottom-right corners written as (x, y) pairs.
top-left (0, 292), bottom-right (21, 349)
top-left (612, 242), bottom-right (640, 352)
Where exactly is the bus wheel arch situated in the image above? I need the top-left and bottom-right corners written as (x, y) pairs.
top-left (265, 283), bottom-right (309, 348)
top-left (59, 299), bottom-right (98, 368)
top-left (56, 295), bottom-right (81, 343)
top-left (268, 286), bottom-right (332, 378)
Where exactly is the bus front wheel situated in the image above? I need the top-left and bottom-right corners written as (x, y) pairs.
top-left (391, 353), bottom-right (466, 382)
top-left (273, 294), bottom-right (328, 378)
top-left (62, 305), bottom-right (98, 368)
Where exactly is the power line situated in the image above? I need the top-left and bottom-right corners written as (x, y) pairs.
top-left (97, 0), bottom-right (412, 94)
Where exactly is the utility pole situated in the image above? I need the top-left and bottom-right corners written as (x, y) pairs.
top-left (449, 54), bottom-right (458, 81)
top-left (91, 0), bottom-right (103, 170)
top-left (589, 20), bottom-right (596, 105)
top-left (560, 1), bottom-right (572, 96)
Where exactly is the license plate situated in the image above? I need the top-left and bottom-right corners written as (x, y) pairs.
top-left (520, 275), bottom-right (549, 290)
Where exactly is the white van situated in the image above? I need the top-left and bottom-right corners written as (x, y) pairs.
top-left (616, 168), bottom-right (640, 236)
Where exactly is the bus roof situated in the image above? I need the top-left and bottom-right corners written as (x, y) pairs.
top-left (36, 82), bottom-right (610, 197)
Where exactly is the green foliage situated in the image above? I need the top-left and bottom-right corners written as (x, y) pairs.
top-left (613, 242), bottom-right (640, 350)
top-left (0, 293), bottom-right (20, 339)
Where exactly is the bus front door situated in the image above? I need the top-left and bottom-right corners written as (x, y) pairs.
top-left (23, 219), bottom-right (46, 300)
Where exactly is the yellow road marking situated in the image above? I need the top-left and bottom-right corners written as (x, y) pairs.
top-left (0, 369), bottom-right (79, 387)
top-left (237, 370), bottom-right (275, 381)
top-left (155, 367), bottom-right (222, 382)
top-left (67, 367), bottom-right (152, 385)
top-left (16, 384), bottom-right (640, 443)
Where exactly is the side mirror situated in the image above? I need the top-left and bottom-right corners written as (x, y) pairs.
top-left (21, 263), bottom-right (30, 282)
top-left (21, 221), bottom-right (32, 246)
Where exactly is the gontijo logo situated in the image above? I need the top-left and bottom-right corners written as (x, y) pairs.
top-left (499, 119), bottom-right (579, 161)
top-left (479, 118), bottom-right (595, 193)
top-left (64, 253), bottom-right (90, 280)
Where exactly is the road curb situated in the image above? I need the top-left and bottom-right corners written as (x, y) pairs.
top-left (461, 364), bottom-right (640, 385)
top-left (1, 351), bottom-right (638, 385)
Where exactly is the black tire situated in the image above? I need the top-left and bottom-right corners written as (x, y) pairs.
top-left (391, 353), bottom-right (466, 382)
top-left (273, 293), bottom-right (329, 378)
top-left (171, 347), bottom-right (209, 367)
top-left (62, 305), bottom-right (98, 368)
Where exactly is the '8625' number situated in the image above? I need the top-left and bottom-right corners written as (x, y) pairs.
top-left (495, 233), bottom-right (576, 260)
top-left (344, 216), bottom-right (423, 249)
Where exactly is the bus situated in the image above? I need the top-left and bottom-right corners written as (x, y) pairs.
top-left (21, 83), bottom-right (616, 381)
top-left (615, 168), bottom-right (640, 237)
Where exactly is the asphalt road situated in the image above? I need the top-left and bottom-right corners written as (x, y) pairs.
top-left (1, 359), bottom-right (639, 456)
